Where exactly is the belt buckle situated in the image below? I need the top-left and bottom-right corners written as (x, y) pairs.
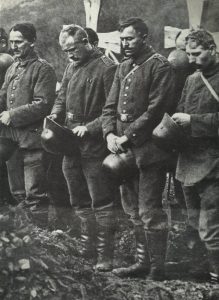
top-left (120, 113), bottom-right (128, 122)
top-left (67, 112), bottom-right (74, 121)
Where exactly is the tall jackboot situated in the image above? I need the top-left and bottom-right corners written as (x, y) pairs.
top-left (112, 225), bottom-right (150, 277)
top-left (95, 206), bottom-right (115, 272)
top-left (145, 230), bottom-right (168, 281)
top-left (76, 209), bottom-right (96, 259)
top-left (95, 224), bottom-right (114, 271)
top-left (208, 250), bottom-right (219, 284)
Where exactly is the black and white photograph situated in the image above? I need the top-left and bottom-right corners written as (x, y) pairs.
top-left (0, 0), bottom-right (219, 299)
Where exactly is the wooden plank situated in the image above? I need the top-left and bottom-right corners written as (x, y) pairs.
top-left (83, 0), bottom-right (101, 31)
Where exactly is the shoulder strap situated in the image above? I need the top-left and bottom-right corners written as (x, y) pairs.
top-left (122, 53), bottom-right (157, 83)
top-left (200, 72), bottom-right (219, 103)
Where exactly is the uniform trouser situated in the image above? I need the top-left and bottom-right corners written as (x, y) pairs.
top-left (120, 163), bottom-right (167, 231)
top-left (7, 148), bottom-right (49, 207)
top-left (43, 152), bottom-right (70, 208)
top-left (62, 155), bottom-right (115, 227)
top-left (6, 149), bottom-right (25, 202)
top-left (182, 178), bottom-right (219, 251)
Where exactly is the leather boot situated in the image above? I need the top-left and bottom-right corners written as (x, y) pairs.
top-left (208, 250), bottom-right (219, 284)
top-left (112, 225), bottom-right (150, 277)
top-left (76, 209), bottom-right (96, 259)
top-left (145, 230), bottom-right (168, 281)
top-left (95, 224), bottom-right (114, 271)
top-left (95, 206), bottom-right (115, 272)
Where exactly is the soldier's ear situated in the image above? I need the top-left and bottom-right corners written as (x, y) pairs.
top-left (208, 45), bottom-right (216, 56)
top-left (82, 38), bottom-right (89, 44)
top-left (142, 34), bottom-right (148, 44)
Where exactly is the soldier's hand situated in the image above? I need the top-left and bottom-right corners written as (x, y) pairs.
top-left (0, 111), bottom-right (11, 125)
top-left (72, 126), bottom-right (88, 137)
top-left (48, 114), bottom-right (57, 121)
top-left (115, 135), bottom-right (129, 152)
top-left (172, 113), bottom-right (191, 127)
top-left (106, 133), bottom-right (120, 154)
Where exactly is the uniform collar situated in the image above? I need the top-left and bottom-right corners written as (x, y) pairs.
top-left (16, 49), bottom-right (38, 67)
top-left (202, 62), bottom-right (219, 78)
top-left (74, 48), bottom-right (102, 68)
top-left (131, 45), bottom-right (155, 66)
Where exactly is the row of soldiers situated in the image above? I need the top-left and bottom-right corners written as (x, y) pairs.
top-left (0, 18), bottom-right (219, 284)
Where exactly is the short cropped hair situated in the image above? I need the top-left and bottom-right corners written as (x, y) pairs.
top-left (60, 24), bottom-right (88, 43)
top-left (186, 29), bottom-right (216, 50)
top-left (84, 27), bottom-right (99, 46)
top-left (0, 28), bottom-right (8, 44)
top-left (119, 18), bottom-right (148, 36)
top-left (10, 23), bottom-right (37, 43)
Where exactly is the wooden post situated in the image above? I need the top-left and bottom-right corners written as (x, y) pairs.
top-left (83, 0), bottom-right (101, 31)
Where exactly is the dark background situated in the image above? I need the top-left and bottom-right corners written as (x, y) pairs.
top-left (0, 0), bottom-right (218, 80)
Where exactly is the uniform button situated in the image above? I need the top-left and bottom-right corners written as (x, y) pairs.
top-left (11, 94), bottom-right (14, 97)
top-left (122, 110), bottom-right (126, 113)
top-left (132, 133), bottom-right (136, 137)
top-left (10, 101), bottom-right (13, 104)
top-left (12, 87), bottom-right (16, 90)
top-left (124, 94), bottom-right (127, 97)
top-left (132, 63), bottom-right (136, 67)
top-left (125, 86), bottom-right (129, 90)
top-left (128, 78), bottom-right (131, 82)
top-left (123, 102), bottom-right (127, 104)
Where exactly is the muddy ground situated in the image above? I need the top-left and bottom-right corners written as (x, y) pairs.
top-left (0, 200), bottom-right (219, 300)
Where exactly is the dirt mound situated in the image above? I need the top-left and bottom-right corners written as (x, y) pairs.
top-left (0, 205), bottom-right (217, 300)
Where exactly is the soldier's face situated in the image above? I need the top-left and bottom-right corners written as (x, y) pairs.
top-left (59, 32), bottom-right (90, 64)
top-left (186, 41), bottom-right (216, 70)
top-left (9, 30), bottom-right (33, 59)
top-left (120, 26), bottom-right (146, 58)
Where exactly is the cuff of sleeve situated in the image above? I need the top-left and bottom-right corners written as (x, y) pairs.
top-left (124, 127), bottom-right (138, 145)
top-left (103, 126), bottom-right (116, 139)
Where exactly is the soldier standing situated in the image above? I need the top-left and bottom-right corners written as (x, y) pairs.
top-left (102, 18), bottom-right (175, 281)
top-left (49, 25), bottom-right (116, 271)
top-left (172, 29), bottom-right (219, 283)
top-left (0, 23), bottom-right (57, 226)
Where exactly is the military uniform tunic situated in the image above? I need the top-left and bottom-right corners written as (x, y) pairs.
top-left (0, 50), bottom-right (57, 208)
top-left (102, 47), bottom-right (175, 230)
top-left (52, 50), bottom-right (117, 217)
top-left (176, 64), bottom-right (219, 251)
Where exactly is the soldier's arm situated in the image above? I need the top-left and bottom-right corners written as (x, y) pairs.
top-left (9, 63), bottom-right (57, 127)
top-left (102, 65), bottom-right (121, 139)
top-left (177, 77), bottom-right (219, 137)
top-left (50, 64), bottom-right (72, 117)
top-left (124, 62), bottom-right (175, 145)
top-left (86, 64), bottom-right (117, 136)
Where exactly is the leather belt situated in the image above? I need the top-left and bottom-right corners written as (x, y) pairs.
top-left (66, 112), bottom-right (98, 122)
top-left (117, 113), bottom-right (134, 123)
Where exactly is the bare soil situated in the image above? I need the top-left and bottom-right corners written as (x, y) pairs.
top-left (0, 203), bottom-right (218, 300)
